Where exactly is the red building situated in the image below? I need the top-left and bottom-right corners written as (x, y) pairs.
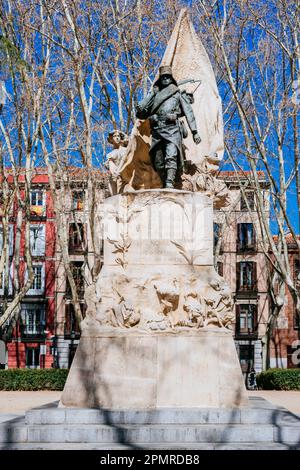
top-left (269, 234), bottom-right (300, 369)
top-left (1, 170), bottom-right (56, 368)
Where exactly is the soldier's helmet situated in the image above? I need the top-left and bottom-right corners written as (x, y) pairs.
top-left (157, 65), bottom-right (178, 86)
top-left (159, 65), bottom-right (173, 77)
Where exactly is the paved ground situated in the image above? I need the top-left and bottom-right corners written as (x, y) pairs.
top-left (248, 391), bottom-right (300, 415)
top-left (0, 390), bottom-right (299, 418)
top-left (0, 391), bottom-right (61, 418)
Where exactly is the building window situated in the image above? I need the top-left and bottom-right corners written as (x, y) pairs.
top-left (26, 264), bottom-right (45, 295)
top-left (236, 262), bottom-right (257, 292)
top-left (64, 303), bottom-right (86, 338)
top-left (72, 191), bottom-right (84, 211)
top-left (68, 223), bottom-right (86, 253)
top-left (0, 225), bottom-right (14, 257)
top-left (21, 304), bottom-right (46, 336)
top-left (236, 304), bottom-right (257, 336)
top-left (239, 344), bottom-right (254, 373)
top-left (0, 263), bottom-right (13, 296)
top-left (32, 266), bottom-right (42, 290)
top-left (237, 223), bottom-right (256, 252)
top-left (66, 262), bottom-right (85, 299)
top-left (26, 347), bottom-right (40, 369)
top-left (30, 225), bottom-right (46, 256)
top-left (213, 223), bottom-right (222, 253)
top-left (30, 190), bottom-right (46, 217)
top-left (240, 191), bottom-right (255, 211)
top-left (216, 262), bottom-right (224, 277)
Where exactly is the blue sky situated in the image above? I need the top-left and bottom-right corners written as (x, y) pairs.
top-left (0, 0), bottom-right (299, 234)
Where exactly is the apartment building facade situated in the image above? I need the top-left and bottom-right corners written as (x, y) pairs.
top-left (1, 170), bottom-right (56, 369)
top-left (214, 172), bottom-right (270, 376)
top-left (53, 168), bottom-right (107, 369)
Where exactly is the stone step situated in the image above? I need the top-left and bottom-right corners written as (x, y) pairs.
top-left (1, 398), bottom-right (300, 448)
top-left (0, 422), bottom-right (297, 444)
top-left (0, 441), bottom-right (297, 450)
top-left (25, 406), bottom-right (300, 426)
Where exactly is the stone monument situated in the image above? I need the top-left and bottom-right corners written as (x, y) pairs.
top-left (60, 9), bottom-right (248, 409)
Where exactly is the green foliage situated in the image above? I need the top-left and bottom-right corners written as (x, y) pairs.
top-left (256, 368), bottom-right (300, 390)
top-left (0, 369), bottom-right (69, 391)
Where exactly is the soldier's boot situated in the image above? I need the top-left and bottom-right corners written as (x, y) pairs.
top-left (165, 168), bottom-right (177, 188)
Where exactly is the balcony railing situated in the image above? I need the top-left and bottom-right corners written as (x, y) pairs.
top-left (64, 323), bottom-right (81, 339)
top-left (237, 283), bottom-right (257, 292)
top-left (235, 329), bottom-right (258, 340)
top-left (236, 242), bottom-right (257, 253)
top-left (20, 324), bottom-right (46, 339)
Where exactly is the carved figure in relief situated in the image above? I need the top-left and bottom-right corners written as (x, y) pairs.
top-left (154, 280), bottom-right (180, 316)
top-left (205, 278), bottom-right (235, 328)
top-left (183, 296), bottom-right (205, 328)
top-left (114, 300), bottom-right (140, 328)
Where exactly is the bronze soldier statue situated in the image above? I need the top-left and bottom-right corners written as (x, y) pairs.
top-left (136, 65), bottom-right (201, 188)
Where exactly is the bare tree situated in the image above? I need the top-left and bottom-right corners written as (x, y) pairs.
top-left (0, 0), bottom-right (185, 331)
top-left (194, 0), bottom-right (300, 367)
top-left (4, 0), bottom-right (298, 368)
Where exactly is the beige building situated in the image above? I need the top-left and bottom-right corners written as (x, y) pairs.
top-left (54, 169), bottom-right (107, 368)
top-left (215, 171), bottom-right (270, 376)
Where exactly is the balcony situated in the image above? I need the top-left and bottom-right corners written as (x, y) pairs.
top-left (64, 325), bottom-right (81, 340)
top-left (20, 324), bottom-right (47, 341)
top-left (30, 206), bottom-right (46, 220)
top-left (235, 329), bottom-right (258, 340)
top-left (236, 283), bottom-right (258, 293)
top-left (237, 242), bottom-right (257, 253)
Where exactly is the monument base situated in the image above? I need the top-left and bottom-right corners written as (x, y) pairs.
top-left (1, 397), bottom-right (300, 449)
top-left (60, 328), bottom-right (248, 409)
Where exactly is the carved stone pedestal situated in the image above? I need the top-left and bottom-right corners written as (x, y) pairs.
top-left (60, 329), bottom-right (248, 408)
top-left (60, 190), bottom-right (248, 409)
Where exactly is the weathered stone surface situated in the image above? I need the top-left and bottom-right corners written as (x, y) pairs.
top-left (102, 190), bottom-right (213, 267)
top-left (61, 188), bottom-right (246, 410)
top-left (85, 191), bottom-right (234, 334)
top-left (2, 398), bottom-right (300, 449)
top-left (60, 329), bottom-right (248, 409)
